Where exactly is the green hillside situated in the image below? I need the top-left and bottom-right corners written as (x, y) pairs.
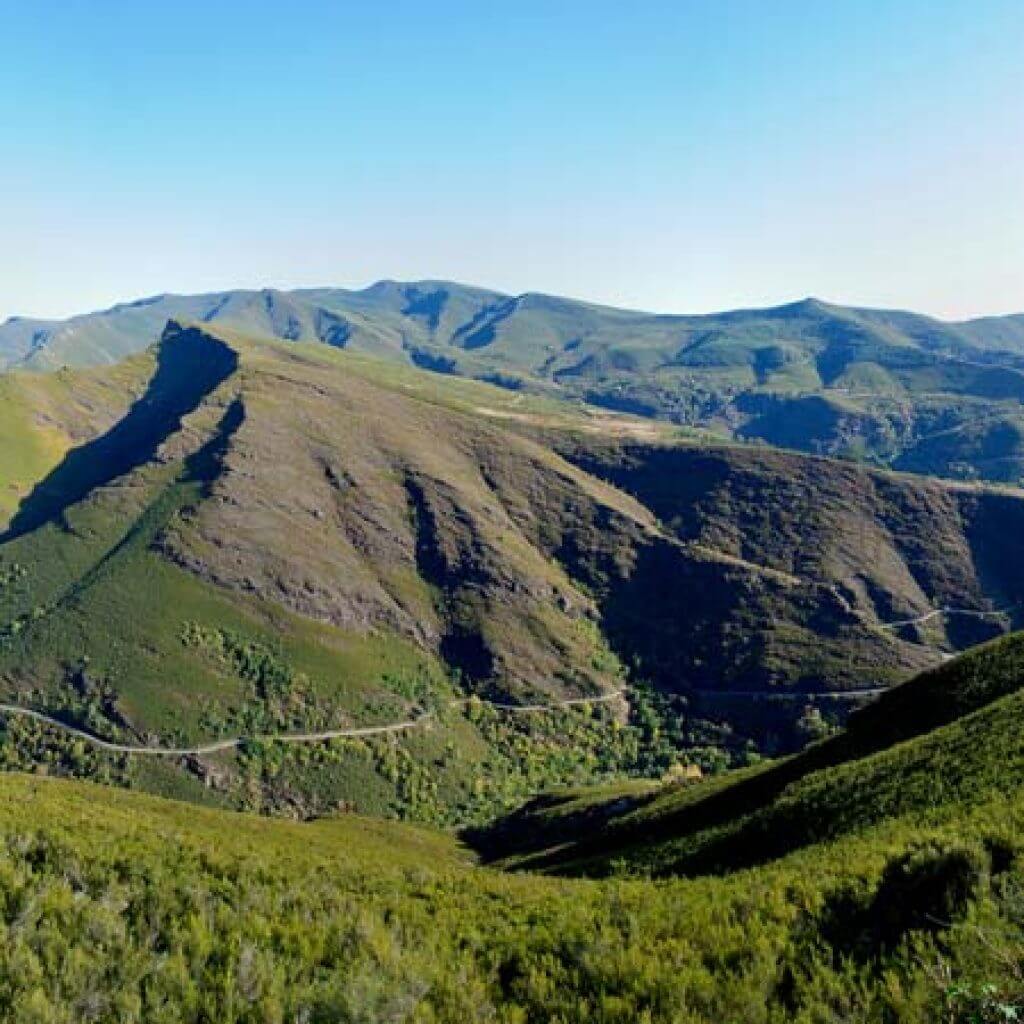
top-left (4, 322), bottom-right (1024, 822)
top-left (5, 283), bottom-right (1024, 484)
top-left (476, 630), bottom-right (1024, 879)
top-left (1, 644), bottom-right (1024, 1021)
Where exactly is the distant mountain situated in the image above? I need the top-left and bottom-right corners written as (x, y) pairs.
top-left (0, 282), bottom-right (509, 370)
top-left (4, 282), bottom-right (1024, 483)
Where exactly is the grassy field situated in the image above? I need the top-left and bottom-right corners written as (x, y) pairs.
top-left (0, 744), bottom-right (1022, 1020)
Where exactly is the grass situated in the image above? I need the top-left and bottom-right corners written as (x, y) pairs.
top-left (0, 385), bottom-right (66, 526)
top-left (0, 758), bottom-right (1023, 1020)
top-left (0, 353), bottom-right (154, 528)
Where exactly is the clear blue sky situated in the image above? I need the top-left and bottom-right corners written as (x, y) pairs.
top-left (2, 0), bottom-right (1022, 321)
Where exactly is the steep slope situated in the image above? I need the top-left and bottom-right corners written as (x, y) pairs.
top-left (0, 326), bottom-right (656, 822)
top-left (5, 323), bottom-right (1024, 821)
top-left (6, 283), bottom-right (1024, 484)
top-left (477, 629), bottom-right (1024, 877)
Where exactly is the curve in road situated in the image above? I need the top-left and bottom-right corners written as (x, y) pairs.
top-left (0, 689), bottom-right (628, 758)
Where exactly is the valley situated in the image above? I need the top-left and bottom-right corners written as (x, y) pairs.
top-left (1, 624), bottom-right (1023, 1021)
top-left (2, 311), bottom-right (1024, 1020)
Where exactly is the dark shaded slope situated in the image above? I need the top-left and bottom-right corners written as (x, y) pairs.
top-left (475, 630), bottom-right (1024, 873)
top-left (465, 432), bottom-right (943, 749)
top-left (55, 398), bottom-right (246, 614)
top-left (550, 436), bottom-right (1024, 651)
top-left (2, 322), bottom-right (237, 542)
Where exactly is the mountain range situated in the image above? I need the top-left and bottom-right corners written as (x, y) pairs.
top-left (4, 287), bottom-right (1024, 1018)
top-left (5, 280), bottom-right (1024, 482)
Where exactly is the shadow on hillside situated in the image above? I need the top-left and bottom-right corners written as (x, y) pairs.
top-left (403, 473), bottom-right (497, 687)
top-left (1, 323), bottom-right (237, 544)
top-left (476, 632), bottom-right (1024, 875)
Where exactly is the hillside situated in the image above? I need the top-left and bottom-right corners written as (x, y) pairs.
top-left (3, 322), bottom-right (1024, 821)
top-left (3, 322), bottom-right (1024, 1020)
top-left (475, 630), bottom-right (1024, 879)
top-left (0, 653), bottom-right (1023, 1021)
top-left (5, 283), bottom-right (1024, 484)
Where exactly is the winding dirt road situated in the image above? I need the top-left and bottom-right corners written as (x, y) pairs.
top-left (2, 597), bottom-right (1013, 759)
top-left (876, 604), bottom-right (1018, 631)
top-left (0, 689), bottom-right (628, 758)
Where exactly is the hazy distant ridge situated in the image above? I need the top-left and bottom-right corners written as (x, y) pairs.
top-left (6, 281), bottom-right (1024, 483)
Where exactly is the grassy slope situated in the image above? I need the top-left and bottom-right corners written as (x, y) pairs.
top-left (478, 630), bottom-right (1024, 877)
top-left (0, 354), bottom-right (153, 528)
top-left (1, 751), bottom-right (1024, 1021)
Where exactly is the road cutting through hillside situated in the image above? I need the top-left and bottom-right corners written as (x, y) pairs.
top-left (876, 603), bottom-right (1019, 631)
top-left (0, 689), bottom-right (629, 758)
top-left (1, 603), bottom-right (1017, 757)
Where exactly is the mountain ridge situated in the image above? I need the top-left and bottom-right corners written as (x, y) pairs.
top-left (6, 282), bottom-right (1024, 485)
top-left (5, 282), bottom-right (1021, 339)
top-left (4, 321), bottom-right (1024, 821)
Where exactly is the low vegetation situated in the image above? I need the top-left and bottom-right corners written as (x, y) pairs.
top-left (0, 751), bottom-right (1022, 1021)
top-left (1, 318), bottom-right (1024, 1019)
top-left (474, 631), bottom-right (1024, 878)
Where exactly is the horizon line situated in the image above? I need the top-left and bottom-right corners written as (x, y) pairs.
top-left (4, 278), bottom-right (1023, 329)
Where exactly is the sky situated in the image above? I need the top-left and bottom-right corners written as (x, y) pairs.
top-left (1, 0), bottom-right (1022, 323)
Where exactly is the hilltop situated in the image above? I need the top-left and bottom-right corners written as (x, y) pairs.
top-left (5, 283), bottom-right (1024, 484)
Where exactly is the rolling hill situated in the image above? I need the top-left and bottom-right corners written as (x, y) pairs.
top-left (5, 282), bottom-right (1024, 483)
top-left (3, 321), bottom-right (1024, 823)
